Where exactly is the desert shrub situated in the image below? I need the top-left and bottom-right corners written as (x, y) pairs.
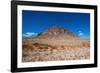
top-left (22, 44), bottom-right (28, 48)
top-left (39, 44), bottom-right (49, 49)
top-left (61, 45), bottom-right (65, 49)
top-left (49, 45), bottom-right (58, 49)
top-left (33, 43), bottom-right (39, 46)
top-left (22, 53), bottom-right (28, 57)
top-left (82, 41), bottom-right (90, 48)
top-left (33, 43), bottom-right (50, 49)
top-left (22, 43), bottom-right (34, 51)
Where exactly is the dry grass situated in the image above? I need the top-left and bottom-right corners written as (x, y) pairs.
top-left (22, 39), bottom-right (90, 62)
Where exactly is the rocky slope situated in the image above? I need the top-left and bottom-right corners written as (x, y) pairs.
top-left (37, 26), bottom-right (80, 40)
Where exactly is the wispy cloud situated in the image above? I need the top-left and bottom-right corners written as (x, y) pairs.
top-left (78, 32), bottom-right (84, 36)
top-left (23, 32), bottom-right (38, 37)
top-left (78, 30), bottom-right (84, 36)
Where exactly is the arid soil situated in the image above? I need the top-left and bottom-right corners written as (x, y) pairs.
top-left (22, 39), bottom-right (90, 62)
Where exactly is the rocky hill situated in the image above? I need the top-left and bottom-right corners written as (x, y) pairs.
top-left (37, 26), bottom-right (80, 40)
top-left (22, 26), bottom-right (90, 62)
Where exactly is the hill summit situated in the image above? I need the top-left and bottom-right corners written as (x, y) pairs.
top-left (37, 26), bottom-right (80, 40)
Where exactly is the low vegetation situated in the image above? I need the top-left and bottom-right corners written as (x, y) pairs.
top-left (22, 39), bottom-right (90, 62)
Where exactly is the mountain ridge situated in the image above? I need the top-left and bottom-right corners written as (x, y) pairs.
top-left (37, 26), bottom-right (80, 40)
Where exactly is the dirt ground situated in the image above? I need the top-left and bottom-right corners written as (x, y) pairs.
top-left (22, 39), bottom-right (90, 62)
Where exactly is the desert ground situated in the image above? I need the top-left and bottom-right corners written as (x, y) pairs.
top-left (22, 38), bottom-right (90, 62)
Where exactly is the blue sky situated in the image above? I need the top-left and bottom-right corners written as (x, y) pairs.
top-left (22, 10), bottom-right (90, 38)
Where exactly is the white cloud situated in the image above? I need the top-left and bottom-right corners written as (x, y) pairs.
top-left (78, 32), bottom-right (84, 36)
top-left (78, 30), bottom-right (84, 36)
top-left (23, 32), bottom-right (38, 37)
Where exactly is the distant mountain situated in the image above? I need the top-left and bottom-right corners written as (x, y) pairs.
top-left (37, 26), bottom-right (80, 40)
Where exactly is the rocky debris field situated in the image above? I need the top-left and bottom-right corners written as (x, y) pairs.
top-left (22, 39), bottom-right (90, 62)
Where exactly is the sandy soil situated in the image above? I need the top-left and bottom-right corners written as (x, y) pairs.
top-left (22, 39), bottom-right (90, 62)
